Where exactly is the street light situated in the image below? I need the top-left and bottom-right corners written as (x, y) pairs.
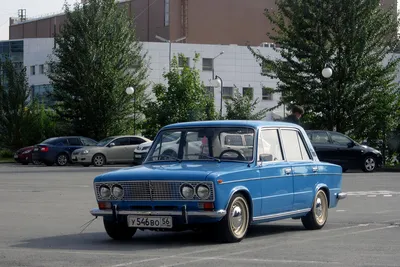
top-left (211, 75), bottom-right (224, 117)
top-left (211, 51), bottom-right (224, 80)
top-left (126, 86), bottom-right (136, 135)
top-left (322, 66), bottom-right (333, 78)
top-left (155, 35), bottom-right (187, 71)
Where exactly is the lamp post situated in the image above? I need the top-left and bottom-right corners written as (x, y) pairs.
top-left (211, 51), bottom-right (224, 80)
top-left (321, 65), bottom-right (334, 130)
top-left (155, 35), bottom-right (187, 71)
top-left (126, 86), bottom-right (136, 135)
top-left (211, 75), bottom-right (223, 117)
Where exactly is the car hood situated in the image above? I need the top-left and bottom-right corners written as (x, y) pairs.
top-left (94, 162), bottom-right (250, 182)
top-left (360, 145), bottom-right (381, 154)
top-left (75, 146), bottom-right (106, 152)
top-left (17, 146), bottom-right (34, 153)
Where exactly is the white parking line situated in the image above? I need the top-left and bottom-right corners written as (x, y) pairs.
top-left (110, 224), bottom-right (371, 267)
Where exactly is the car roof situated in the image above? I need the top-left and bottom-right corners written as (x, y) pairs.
top-left (161, 120), bottom-right (301, 130)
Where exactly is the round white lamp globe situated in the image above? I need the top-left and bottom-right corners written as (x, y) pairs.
top-left (212, 78), bottom-right (222, 88)
top-left (322, 67), bottom-right (333, 78)
top-left (125, 87), bottom-right (134, 95)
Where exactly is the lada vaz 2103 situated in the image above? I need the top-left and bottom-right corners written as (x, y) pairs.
top-left (90, 120), bottom-right (346, 243)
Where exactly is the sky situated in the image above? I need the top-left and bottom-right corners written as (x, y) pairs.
top-left (0, 0), bottom-right (79, 41)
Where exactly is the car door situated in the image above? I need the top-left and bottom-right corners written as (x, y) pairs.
top-left (67, 137), bottom-right (83, 156)
top-left (329, 131), bottom-right (361, 167)
top-left (107, 137), bottom-right (130, 162)
top-left (257, 128), bottom-right (294, 216)
top-left (308, 131), bottom-right (337, 163)
top-left (281, 128), bottom-right (318, 211)
top-left (125, 137), bottom-right (147, 162)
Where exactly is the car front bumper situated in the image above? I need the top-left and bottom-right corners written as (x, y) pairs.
top-left (71, 154), bottom-right (93, 163)
top-left (133, 152), bottom-right (147, 164)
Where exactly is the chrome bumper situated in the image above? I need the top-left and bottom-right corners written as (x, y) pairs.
top-left (90, 208), bottom-right (227, 219)
top-left (337, 192), bottom-right (347, 200)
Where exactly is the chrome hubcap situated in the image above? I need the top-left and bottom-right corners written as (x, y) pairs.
top-left (315, 191), bottom-right (327, 225)
top-left (365, 158), bottom-right (375, 171)
top-left (229, 197), bottom-right (248, 238)
top-left (58, 155), bottom-right (67, 165)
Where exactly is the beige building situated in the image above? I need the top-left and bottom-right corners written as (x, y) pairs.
top-left (9, 0), bottom-right (397, 46)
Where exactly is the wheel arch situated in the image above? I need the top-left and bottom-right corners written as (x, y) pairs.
top-left (224, 186), bottom-right (253, 221)
top-left (315, 183), bottom-right (330, 208)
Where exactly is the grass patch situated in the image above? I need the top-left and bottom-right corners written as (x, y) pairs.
top-left (0, 158), bottom-right (15, 163)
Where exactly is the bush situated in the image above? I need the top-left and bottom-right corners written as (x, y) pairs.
top-left (0, 149), bottom-right (13, 158)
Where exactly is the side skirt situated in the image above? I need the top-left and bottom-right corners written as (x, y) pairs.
top-left (251, 208), bottom-right (311, 224)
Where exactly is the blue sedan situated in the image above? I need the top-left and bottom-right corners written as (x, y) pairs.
top-left (90, 120), bottom-right (346, 243)
top-left (32, 136), bottom-right (97, 166)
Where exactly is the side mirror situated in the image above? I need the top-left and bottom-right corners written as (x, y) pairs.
top-left (259, 154), bottom-right (273, 162)
top-left (347, 142), bottom-right (355, 148)
top-left (109, 142), bottom-right (115, 147)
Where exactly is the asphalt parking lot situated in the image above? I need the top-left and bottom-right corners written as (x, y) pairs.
top-left (0, 164), bottom-right (399, 267)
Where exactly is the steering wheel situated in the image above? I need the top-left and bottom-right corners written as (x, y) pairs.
top-left (219, 149), bottom-right (247, 161)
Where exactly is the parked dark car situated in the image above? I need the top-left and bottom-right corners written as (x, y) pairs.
top-left (14, 146), bottom-right (40, 165)
top-left (306, 130), bottom-right (383, 172)
top-left (31, 136), bottom-right (98, 166)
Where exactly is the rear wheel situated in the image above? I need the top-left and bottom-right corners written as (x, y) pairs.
top-left (103, 218), bottom-right (137, 241)
top-left (56, 153), bottom-right (68, 166)
top-left (214, 193), bottom-right (250, 243)
top-left (301, 189), bottom-right (328, 230)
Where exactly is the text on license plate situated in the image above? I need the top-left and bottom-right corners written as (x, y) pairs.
top-left (134, 154), bottom-right (142, 158)
top-left (127, 215), bottom-right (172, 228)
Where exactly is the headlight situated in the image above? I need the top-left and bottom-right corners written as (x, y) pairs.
top-left (99, 185), bottom-right (111, 198)
top-left (196, 184), bottom-right (210, 199)
top-left (82, 150), bottom-right (89, 154)
top-left (180, 184), bottom-right (194, 199)
top-left (112, 184), bottom-right (124, 199)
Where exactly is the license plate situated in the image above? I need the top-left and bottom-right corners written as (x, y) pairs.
top-left (14, 155), bottom-right (18, 159)
top-left (72, 156), bottom-right (77, 160)
top-left (127, 215), bottom-right (172, 228)
top-left (134, 154), bottom-right (142, 158)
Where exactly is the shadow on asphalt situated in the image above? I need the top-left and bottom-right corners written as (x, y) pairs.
top-left (11, 224), bottom-right (305, 251)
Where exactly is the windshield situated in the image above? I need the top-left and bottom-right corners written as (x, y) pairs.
top-left (145, 127), bottom-right (255, 163)
top-left (96, 137), bottom-right (114, 147)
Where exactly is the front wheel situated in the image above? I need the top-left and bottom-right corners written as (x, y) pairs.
top-left (362, 156), bottom-right (376, 172)
top-left (92, 154), bottom-right (106, 167)
top-left (103, 218), bottom-right (137, 240)
top-left (214, 193), bottom-right (250, 243)
top-left (301, 189), bottom-right (328, 230)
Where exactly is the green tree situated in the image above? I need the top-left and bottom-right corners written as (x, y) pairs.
top-left (224, 87), bottom-right (269, 120)
top-left (48, 0), bottom-right (149, 141)
top-left (142, 53), bottom-right (216, 139)
top-left (0, 59), bottom-right (31, 150)
top-left (249, 0), bottom-right (400, 136)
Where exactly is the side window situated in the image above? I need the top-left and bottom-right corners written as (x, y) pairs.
top-left (280, 129), bottom-right (303, 161)
top-left (56, 138), bottom-right (68, 146)
top-left (258, 129), bottom-right (283, 162)
top-left (113, 137), bottom-right (130, 146)
top-left (310, 132), bottom-right (330, 144)
top-left (297, 132), bottom-right (312, 160)
top-left (130, 137), bottom-right (146, 145)
top-left (330, 132), bottom-right (352, 146)
top-left (81, 138), bottom-right (97, 146)
top-left (68, 138), bottom-right (82, 146)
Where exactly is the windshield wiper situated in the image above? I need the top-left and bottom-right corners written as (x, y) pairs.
top-left (185, 154), bottom-right (221, 163)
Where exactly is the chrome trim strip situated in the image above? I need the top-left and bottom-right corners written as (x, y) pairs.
top-left (220, 177), bottom-right (260, 184)
top-left (253, 208), bottom-right (311, 221)
top-left (90, 208), bottom-right (227, 218)
top-left (337, 192), bottom-right (347, 200)
top-left (252, 191), bottom-right (313, 201)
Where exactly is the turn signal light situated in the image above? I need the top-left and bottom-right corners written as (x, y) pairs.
top-left (203, 202), bottom-right (214, 210)
top-left (98, 202), bottom-right (111, 210)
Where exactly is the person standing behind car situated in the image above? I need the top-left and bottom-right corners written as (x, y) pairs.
top-left (284, 105), bottom-right (304, 125)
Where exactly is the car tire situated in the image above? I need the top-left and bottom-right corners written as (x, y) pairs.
top-left (56, 153), bottom-right (69, 166)
top-left (214, 193), bottom-right (250, 243)
top-left (103, 218), bottom-right (137, 241)
top-left (92, 154), bottom-right (106, 167)
top-left (362, 155), bottom-right (376, 172)
top-left (301, 189), bottom-right (328, 230)
top-left (32, 160), bottom-right (41, 165)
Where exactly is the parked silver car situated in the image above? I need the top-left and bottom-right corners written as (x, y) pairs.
top-left (72, 135), bottom-right (151, 167)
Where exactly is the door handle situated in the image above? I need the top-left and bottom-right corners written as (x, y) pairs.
top-left (312, 166), bottom-right (318, 172)
top-left (284, 168), bottom-right (292, 174)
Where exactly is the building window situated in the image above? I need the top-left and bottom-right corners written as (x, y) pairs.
top-left (30, 66), bottom-right (35, 75)
top-left (39, 64), bottom-right (44, 74)
top-left (164, 0), bottom-right (170, 26)
top-left (205, 86), bottom-right (214, 97)
top-left (261, 61), bottom-right (273, 75)
top-left (178, 56), bottom-right (189, 68)
top-left (222, 87), bottom-right (234, 98)
top-left (243, 87), bottom-right (253, 100)
top-left (202, 58), bottom-right (213, 71)
top-left (262, 87), bottom-right (273, 100)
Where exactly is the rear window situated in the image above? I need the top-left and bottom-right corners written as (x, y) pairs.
top-left (42, 138), bottom-right (67, 145)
